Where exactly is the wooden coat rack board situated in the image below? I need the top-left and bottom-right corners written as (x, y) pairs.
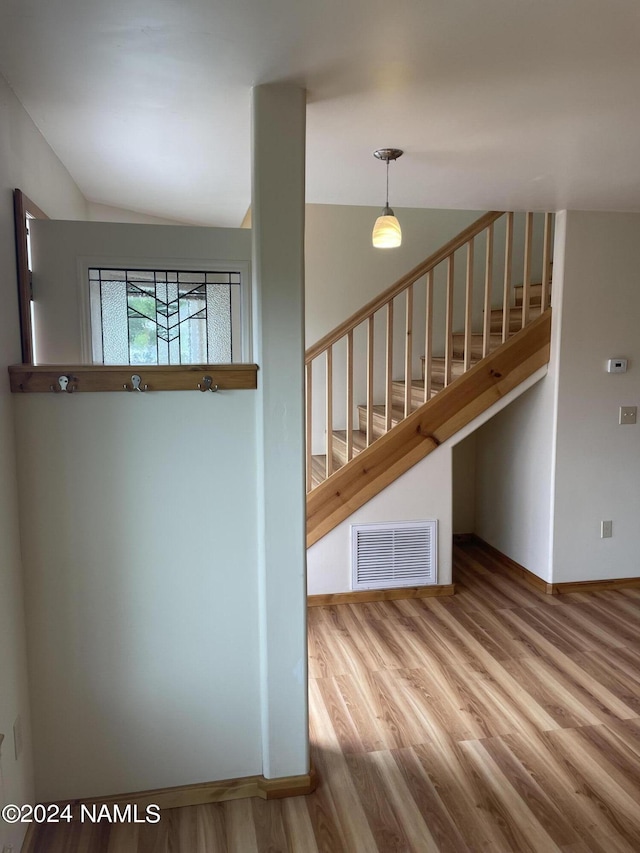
top-left (8, 364), bottom-right (258, 394)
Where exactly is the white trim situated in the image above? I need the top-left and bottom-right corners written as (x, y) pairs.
top-left (77, 256), bottom-right (252, 364)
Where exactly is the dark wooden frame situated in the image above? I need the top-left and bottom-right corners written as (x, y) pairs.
top-left (13, 189), bottom-right (48, 363)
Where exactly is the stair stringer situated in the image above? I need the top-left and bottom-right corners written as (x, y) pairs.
top-left (306, 309), bottom-right (551, 547)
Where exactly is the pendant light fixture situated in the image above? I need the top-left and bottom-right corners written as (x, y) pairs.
top-left (372, 148), bottom-right (403, 248)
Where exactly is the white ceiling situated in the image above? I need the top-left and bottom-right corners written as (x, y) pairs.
top-left (2, 0), bottom-right (640, 226)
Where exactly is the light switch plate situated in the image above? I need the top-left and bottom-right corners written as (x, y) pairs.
top-left (607, 358), bottom-right (628, 373)
top-left (619, 406), bottom-right (637, 424)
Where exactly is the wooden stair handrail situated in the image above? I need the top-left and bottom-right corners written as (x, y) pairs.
top-left (305, 210), bottom-right (504, 363)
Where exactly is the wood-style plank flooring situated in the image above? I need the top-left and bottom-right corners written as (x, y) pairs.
top-left (24, 540), bottom-right (640, 852)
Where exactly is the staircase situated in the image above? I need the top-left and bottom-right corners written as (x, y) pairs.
top-left (305, 211), bottom-right (553, 545)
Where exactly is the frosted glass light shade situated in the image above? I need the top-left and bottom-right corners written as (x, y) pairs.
top-left (372, 214), bottom-right (402, 248)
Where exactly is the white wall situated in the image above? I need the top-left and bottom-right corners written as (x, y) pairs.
top-left (305, 205), bottom-right (483, 344)
top-left (551, 212), bottom-right (640, 582)
top-left (452, 432), bottom-right (477, 535)
top-left (308, 367), bottom-right (548, 594)
top-left (473, 216), bottom-right (564, 582)
top-left (0, 71), bottom-right (87, 849)
top-left (15, 224), bottom-right (268, 801)
top-left (475, 211), bottom-right (640, 584)
top-left (252, 84), bottom-right (309, 780)
top-left (474, 379), bottom-right (559, 581)
top-left (88, 201), bottom-right (191, 226)
top-left (15, 392), bottom-right (263, 802)
top-left (30, 220), bottom-right (251, 364)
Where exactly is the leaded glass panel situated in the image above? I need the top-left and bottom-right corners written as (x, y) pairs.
top-left (88, 268), bottom-right (240, 365)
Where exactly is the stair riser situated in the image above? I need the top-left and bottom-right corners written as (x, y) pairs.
top-left (430, 363), bottom-right (466, 381)
top-left (331, 434), bottom-right (366, 467)
top-left (390, 387), bottom-right (431, 409)
top-left (451, 334), bottom-right (502, 359)
top-left (420, 358), bottom-right (468, 383)
top-left (332, 444), bottom-right (355, 468)
top-left (490, 305), bottom-right (542, 333)
top-left (514, 282), bottom-right (545, 307)
top-left (515, 294), bottom-right (544, 307)
top-left (357, 407), bottom-right (401, 439)
top-left (490, 318), bottom-right (523, 334)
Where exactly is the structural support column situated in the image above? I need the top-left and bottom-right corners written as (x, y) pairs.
top-left (252, 84), bottom-right (309, 778)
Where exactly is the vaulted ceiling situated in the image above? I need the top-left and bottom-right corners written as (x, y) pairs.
top-left (2, 0), bottom-right (640, 225)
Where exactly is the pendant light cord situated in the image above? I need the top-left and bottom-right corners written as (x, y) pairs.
top-left (386, 158), bottom-right (390, 207)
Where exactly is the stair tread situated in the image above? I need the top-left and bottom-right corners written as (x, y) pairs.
top-left (514, 280), bottom-right (544, 289)
top-left (368, 403), bottom-right (404, 419)
top-left (452, 331), bottom-right (502, 339)
top-left (430, 356), bottom-right (464, 365)
top-left (424, 355), bottom-right (483, 364)
top-left (332, 429), bottom-right (368, 452)
top-left (490, 305), bottom-right (543, 317)
top-left (391, 380), bottom-right (443, 392)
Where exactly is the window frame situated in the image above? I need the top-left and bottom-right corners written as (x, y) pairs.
top-left (77, 256), bottom-right (252, 366)
top-left (14, 189), bottom-right (48, 363)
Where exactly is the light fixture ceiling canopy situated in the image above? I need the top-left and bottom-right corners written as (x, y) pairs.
top-left (373, 148), bottom-right (404, 163)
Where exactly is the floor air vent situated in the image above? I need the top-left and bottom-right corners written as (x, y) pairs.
top-left (351, 521), bottom-right (437, 590)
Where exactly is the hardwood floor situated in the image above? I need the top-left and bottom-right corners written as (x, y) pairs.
top-left (24, 540), bottom-right (640, 852)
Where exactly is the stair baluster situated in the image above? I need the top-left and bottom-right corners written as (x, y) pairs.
top-left (541, 212), bottom-right (553, 311)
top-left (325, 347), bottom-right (333, 478)
top-left (445, 255), bottom-right (454, 387)
top-left (502, 212), bottom-right (514, 344)
top-left (346, 330), bottom-right (354, 463)
top-left (385, 301), bottom-right (393, 432)
top-left (464, 240), bottom-right (474, 372)
top-left (424, 269), bottom-right (433, 404)
top-left (305, 361), bottom-right (312, 493)
top-left (483, 223), bottom-right (494, 357)
top-left (404, 284), bottom-right (413, 417)
top-left (522, 211), bottom-right (533, 327)
top-left (366, 315), bottom-right (374, 446)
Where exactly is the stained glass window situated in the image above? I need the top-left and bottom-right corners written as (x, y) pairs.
top-left (88, 268), bottom-right (242, 365)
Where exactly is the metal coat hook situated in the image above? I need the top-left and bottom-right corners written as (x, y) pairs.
top-left (50, 375), bottom-right (76, 393)
top-left (197, 375), bottom-right (218, 392)
top-left (124, 374), bottom-right (148, 392)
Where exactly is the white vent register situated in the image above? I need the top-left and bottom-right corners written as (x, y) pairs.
top-left (351, 521), bottom-right (437, 590)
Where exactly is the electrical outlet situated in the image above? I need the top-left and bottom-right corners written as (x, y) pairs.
top-left (3, 845), bottom-right (15, 853)
top-left (601, 520), bottom-right (613, 539)
top-left (13, 716), bottom-right (22, 761)
top-left (619, 406), bottom-right (637, 424)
